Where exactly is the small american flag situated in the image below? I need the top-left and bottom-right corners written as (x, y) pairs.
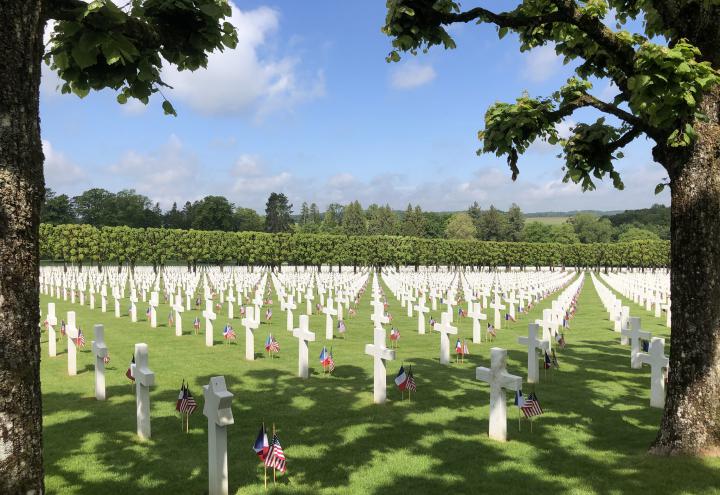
top-left (389, 328), bottom-right (400, 341)
top-left (265, 334), bottom-right (280, 353)
top-left (406, 366), bottom-right (416, 392)
top-left (60, 320), bottom-right (66, 336)
top-left (74, 329), bottom-right (86, 348)
top-left (264, 434), bottom-right (287, 473)
top-left (193, 317), bottom-right (200, 330)
top-left (126, 356), bottom-right (135, 382)
top-left (521, 392), bottom-right (543, 418)
top-left (177, 382), bottom-right (197, 415)
top-left (223, 324), bottom-right (236, 340)
top-left (103, 353), bottom-right (110, 365)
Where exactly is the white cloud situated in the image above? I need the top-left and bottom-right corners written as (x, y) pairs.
top-left (162, 3), bottom-right (324, 118)
top-left (390, 61), bottom-right (437, 89)
top-left (522, 44), bottom-right (562, 83)
top-left (107, 135), bottom-right (200, 205)
top-left (43, 140), bottom-right (85, 187)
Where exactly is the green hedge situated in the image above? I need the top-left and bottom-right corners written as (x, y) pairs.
top-left (39, 224), bottom-right (670, 268)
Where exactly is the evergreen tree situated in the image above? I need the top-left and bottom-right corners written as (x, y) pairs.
top-left (479, 205), bottom-right (508, 241)
top-left (265, 192), bottom-right (293, 233)
top-left (467, 201), bottom-right (482, 238)
top-left (506, 203), bottom-right (525, 241)
top-left (321, 203), bottom-right (344, 234)
top-left (164, 202), bottom-right (185, 229)
top-left (342, 201), bottom-right (367, 236)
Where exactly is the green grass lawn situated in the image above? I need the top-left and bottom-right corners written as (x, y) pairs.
top-left (40, 272), bottom-right (720, 494)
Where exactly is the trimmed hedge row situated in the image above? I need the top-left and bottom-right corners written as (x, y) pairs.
top-left (40, 224), bottom-right (670, 268)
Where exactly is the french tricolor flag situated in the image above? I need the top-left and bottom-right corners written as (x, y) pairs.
top-left (395, 365), bottom-right (408, 391)
top-left (253, 424), bottom-right (269, 461)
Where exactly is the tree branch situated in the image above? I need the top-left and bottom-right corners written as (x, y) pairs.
top-left (609, 126), bottom-right (643, 152)
top-left (436, 1), bottom-right (636, 80)
top-left (42, 0), bottom-right (86, 21)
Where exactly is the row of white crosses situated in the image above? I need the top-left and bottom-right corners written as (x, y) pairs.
top-left (591, 274), bottom-right (670, 408)
top-left (600, 271), bottom-right (671, 328)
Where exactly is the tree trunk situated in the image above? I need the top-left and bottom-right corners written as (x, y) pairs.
top-left (651, 86), bottom-right (720, 456)
top-left (0, 1), bottom-right (45, 493)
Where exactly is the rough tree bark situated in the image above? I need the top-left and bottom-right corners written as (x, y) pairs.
top-left (651, 85), bottom-right (720, 455)
top-left (0, 1), bottom-right (46, 493)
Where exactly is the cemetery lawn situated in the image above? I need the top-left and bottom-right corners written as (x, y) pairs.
top-left (40, 273), bottom-right (720, 494)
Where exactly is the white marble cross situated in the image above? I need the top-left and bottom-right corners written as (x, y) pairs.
top-left (414, 297), bottom-right (430, 335)
top-left (535, 309), bottom-right (555, 352)
top-left (305, 289), bottom-right (314, 316)
top-left (323, 297), bottom-right (338, 340)
top-left (203, 376), bottom-right (234, 495)
top-left (203, 299), bottom-right (217, 347)
top-left (638, 337), bottom-right (669, 408)
top-left (227, 292), bottom-right (235, 319)
top-left (490, 296), bottom-right (506, 330)
top-left (66, 311), bottom-right (79, 376)
top-left (617, 306), bottom-right (630, 344)
top-left (282, 294), bottom-right (297, 332)
top-left (518, 323), bottom-right (549, 384)
top-left (406, 292), bottom-right (416, 318)
top-left (113, 288), bottom-right (121, 318)
top-left (364, 327), bottom-right (396, 404)
top-left (241, 306), bottom-right (259, 361)
top-left (172, 295), bottom-right (184, 337)
top-left (475, 347), bottom-right (523, 442)
top-left (134, 343), bottom-right (155, 440)
top-left (370, 301), bottom-right (389, 329)
top-left (130, 291), bottom-right (139, 322)
top-left (46, 302), bottom-right (58, 358)
top-left (468, 301), bottom-right (488, 344)
top-left (149, 292), bottom-right (159, 328)
top-left (101, 286), bottom-right (108, 313)
top-left (92, 324), bottom-right (109, 400)
top-left (434, 312), bottom-right (458, 365)
top-left (505, 293), bottom-right (518, 320)
top-left (621, 317), bottom-right (652, 369)
top-left (292, 315), bottom-right (316, 378)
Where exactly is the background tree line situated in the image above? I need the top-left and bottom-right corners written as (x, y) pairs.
top-left (43, 188), bottom-right (670, 243)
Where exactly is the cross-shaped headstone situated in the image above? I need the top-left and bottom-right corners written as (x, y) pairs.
top-left (535, 309), bottom-right (555, 352)
top-left (101, 285), bottom-right (108, 313)
top-left (227, 292), bottom-right (235, 319)
top-left (46, 302), bottom-right (58, 358)
top-left (134, 343), bottom-right (155, 440)
top-left (406, 292), bottom-right (416, 318)
top-left (292, 315), bottom-right (316, 379)
top-left (638, 337), bottom-right (669, 408)
top-left (490, 296), bottom-right (506, 330)
top-left (148, 291), bottom-right (159, 328)
top-left (241, 306), bottom-right (259, 361)
top-left (468, 301), bottom-right (488, 344)
top-left (203, 299), bottom-right (217, 347)
top-left (518, 323), bottom-right (549, 384)
top-left (282, 294), bottom-right (297, 332)
top-left (130, 291), bottom-right (139, 323)
top-left (203, 376), bottom-right (234, 495)
top-left (621, 316), bottom-right (652, 369)
top-left (323, 297), bottom-right (338, 340)
top-left (475, 347), bottom-right (523, 442)
top-left (414, 297), bottom-right (430, 335)
top-left (364, 327), bottom-right (396, 404)
top-left (305, 289), bottom-right (314, 316)
top-left (113, 288), bottom-right (121, 318)
top-left (172, 295), bottom-right (184, 337)
top-left (434, 312), bottom-right (458, 366)
top-left (92, 324), bottom-right (109, 400)
top-left (505, 292), bottom-right (519, 320)
top-left (370, 300), bottom-right (389, 328)
top-left (66, 311), bottom-right (79, 376)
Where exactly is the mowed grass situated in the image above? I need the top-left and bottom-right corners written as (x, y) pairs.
top-left (525, 216), bottom-right (569, 225)
top-left (39, 273), bottom-right (720, 494)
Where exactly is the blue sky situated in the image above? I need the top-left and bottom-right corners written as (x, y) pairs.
top-left (41, 0), bottom-right (670, 213)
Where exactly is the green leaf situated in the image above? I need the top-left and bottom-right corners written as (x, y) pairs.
top-left (162, 100), bottom-right (177, 116)
top-left (655, 183), bottom-right (666, 194)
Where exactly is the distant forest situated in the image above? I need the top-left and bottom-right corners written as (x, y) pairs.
top-left (41, 188), bottom-right (670, 244)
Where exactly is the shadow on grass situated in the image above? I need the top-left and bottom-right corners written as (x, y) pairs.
top-left (41, 274), bottom-right (720, 494)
